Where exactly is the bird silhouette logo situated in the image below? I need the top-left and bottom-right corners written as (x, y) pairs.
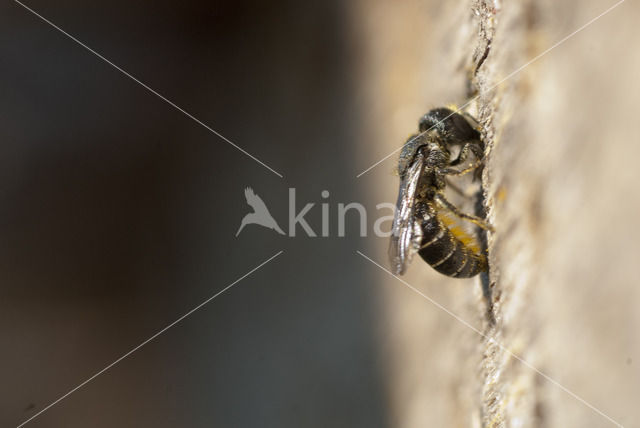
top-left (236, 187), bottom-right (285, 237)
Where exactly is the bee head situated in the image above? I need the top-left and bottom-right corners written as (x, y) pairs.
top-left (419, 108), bottom-right (481, 149)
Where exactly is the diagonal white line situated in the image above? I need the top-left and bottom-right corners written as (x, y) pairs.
top-left (14, 0), bottom-right (284, 178)
top-left (355, 0), bottom-right (625, 178)
top-left (16, 250), bottom-right (284, 428)
top-left (356, 250), bottom-right (624, 428)
top-left (490, 0), bottom-right (625, 92)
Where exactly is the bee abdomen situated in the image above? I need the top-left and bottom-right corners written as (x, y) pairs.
top-left (418, 217), bottom-right (486, 278)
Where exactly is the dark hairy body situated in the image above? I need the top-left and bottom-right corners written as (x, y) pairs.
top-left (389, 107), bottom-right (492, 277)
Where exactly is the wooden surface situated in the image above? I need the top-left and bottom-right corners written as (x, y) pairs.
top-left (354, 0), bottom-right (639, 426)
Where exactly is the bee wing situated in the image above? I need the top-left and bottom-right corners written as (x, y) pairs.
top-left (389, 152), bottom-right (424, 275)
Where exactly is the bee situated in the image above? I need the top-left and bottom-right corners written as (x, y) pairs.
top-left (389, 107), bottom-right (493, 277)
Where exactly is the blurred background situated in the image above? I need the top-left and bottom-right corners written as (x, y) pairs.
top-left (1, 1), bottom-right (638, 427)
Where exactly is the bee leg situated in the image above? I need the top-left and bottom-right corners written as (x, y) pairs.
top-left (449, 141), bottom-right (483, 166)
top-left (439, 159), bottom-right (484, 177)
top-left (434, 193), bottom-right (494, 232)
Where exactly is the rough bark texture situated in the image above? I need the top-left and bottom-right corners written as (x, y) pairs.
top-left (354, 0), bottom-right (639, 426)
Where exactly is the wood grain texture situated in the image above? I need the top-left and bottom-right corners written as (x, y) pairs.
top-left (355, 0), bottom-right (639, 426)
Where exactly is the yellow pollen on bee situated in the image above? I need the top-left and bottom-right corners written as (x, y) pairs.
top-left (436, 211), bottom-right (481, 254)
